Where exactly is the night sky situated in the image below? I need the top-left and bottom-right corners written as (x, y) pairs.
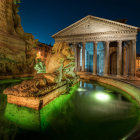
top-left (19, 0), bottom-right (140, 53)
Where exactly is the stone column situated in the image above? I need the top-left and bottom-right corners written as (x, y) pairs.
top-left (77, 45), bottom-right (81, 72)
top-left (131, 40), bottom-right (136, 77)
top-left (93, 41), bottom-right (98, 75)
top-left (128, 42), bottom-right (132, 76)
top-left (73, 43), bottom-right (78, 71)
top-left (117, 40), bottom-right (122, 77)
top-left (70, 43), bottom-right (75, 52)
top-left (124, 45), bottom-right (129, 76)
top-left (104, 41), bottom-right (110, 76)
top-left (82, 42), bottom-right (86, 72)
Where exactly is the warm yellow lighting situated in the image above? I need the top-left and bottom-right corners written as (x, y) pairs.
top-left (36, 51), bottom-right (42, 59)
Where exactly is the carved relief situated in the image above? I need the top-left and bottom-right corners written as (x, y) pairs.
top-left (58, 18), bottom-right (136, 37)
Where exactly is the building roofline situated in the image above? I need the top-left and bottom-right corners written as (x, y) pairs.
top-left (52, 15), bottom-right (139, 38)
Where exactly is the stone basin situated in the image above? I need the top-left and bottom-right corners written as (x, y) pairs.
top-left (4, 81), bottom-right (67, 110)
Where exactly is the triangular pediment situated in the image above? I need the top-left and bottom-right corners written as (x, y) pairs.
top-left (52, 15), bottom-right (139, 37)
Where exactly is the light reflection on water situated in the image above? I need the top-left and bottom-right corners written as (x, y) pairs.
top-left (0, 80), bottom-right (140, 140)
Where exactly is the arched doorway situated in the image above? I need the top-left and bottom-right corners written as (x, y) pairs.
top-left (110, 52), bottom-right (117, 75)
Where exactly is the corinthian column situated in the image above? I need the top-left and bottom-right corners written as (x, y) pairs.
top-left (117, 40), bottom-right (122, 77)
top-left (124, 45), bottom-right (129, 76)
top-left (104, 41), bottom-right (110, 76)
top-left (93, 41), bottom-right (98, 75)
top-left (73, 43), bottom-right (78, 71)
top-left (131, 40), bottom-right (136, 77)
top-left (82, 42), bottom-right (86, 72)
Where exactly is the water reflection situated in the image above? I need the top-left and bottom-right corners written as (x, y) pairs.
top-left (5, 104), bottom-right (40, 131)
top-left (0, 80), bottom-right (140, 140)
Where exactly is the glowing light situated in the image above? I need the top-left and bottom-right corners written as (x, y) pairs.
top-left (36, 51), bottom-right (42, 59)
top-left (77, 88), bottom-right (87, 92)
top-left (94, 92), bottom-right (111, 102)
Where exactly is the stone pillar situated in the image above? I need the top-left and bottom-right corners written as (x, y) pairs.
top-left (117, 40), bottom-right (122, 77)
top-left (104, 41), bottom-right (110, 76)
top-left (93, 41), bottom-right (98, 75)
top-left (70, 43), bottom-right (75, 52)
top-left (128, 42), bottom-right (132, 76)
top-left (82, 42), bottom-right (86, 72)
top-left (73, 43), bottom-right (78, 71)
top-left (131, 40), bottom-right (136, 77)
top-left (77, 45), bottom-right (81, 72)
top-left (124, 45), bottom-right (129, 76)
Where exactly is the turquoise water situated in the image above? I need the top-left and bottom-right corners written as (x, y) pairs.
top-left (0, 79), bottom-right (140, 140)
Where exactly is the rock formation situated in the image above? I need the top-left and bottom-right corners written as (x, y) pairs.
top-left (0, 0), bottom-right (38, 76)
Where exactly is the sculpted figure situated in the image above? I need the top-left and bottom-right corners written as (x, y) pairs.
top-left (34, 59), bottom-right (46, 74)
top-left (4, 42), bottom-right (77, 97)
top-left (43, 42), bottom-right (76, 83)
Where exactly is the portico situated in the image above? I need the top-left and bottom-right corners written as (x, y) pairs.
top-left (52, 15), bottom-right (139, 77)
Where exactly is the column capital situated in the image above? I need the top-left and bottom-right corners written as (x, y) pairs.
top-left (73, 42), bottom-right (78, 47)
top-left (93, 41), bottom-right (98, 46)
top-left (105, 40), bottom-right (110, 43)
top-left (117, 40), bottom-right (122, 45)
top-left (73, 42), bottom-right (77, 45)
top-left (132, 39), bottom-right (136, 44)
top-left (105, 41), bottom-right (110, 46)
top-left (82, 42), bottom-right (86, 45)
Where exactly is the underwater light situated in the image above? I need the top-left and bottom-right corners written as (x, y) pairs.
top-left (77, 88), bottom-right (87, 92)
top-left (95, 92), bottom-right (111, 102)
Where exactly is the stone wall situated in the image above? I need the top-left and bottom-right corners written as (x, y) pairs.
top-left (0, 0), bottom-right (37, 76)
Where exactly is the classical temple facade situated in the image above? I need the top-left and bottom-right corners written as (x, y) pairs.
top-left (52, 15), bottom-right (139, 77)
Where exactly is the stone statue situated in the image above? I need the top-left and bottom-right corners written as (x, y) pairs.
top-left (34, 59), bottom-right (46, 74)
top-left (4, 42), bottom-right (78, 99)
top-left (43, 42), bottom-right (77, 83)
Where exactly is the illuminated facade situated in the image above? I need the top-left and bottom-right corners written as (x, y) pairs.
top-left (52, 15), bottom-right (139, 77)
top-left (136, 54), bottom-right (140, 71)
top-left (35, 43), bottom-right (52, 61)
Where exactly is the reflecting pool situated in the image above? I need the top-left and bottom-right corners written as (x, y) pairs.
top-left (0, 79), bottom-right (140, 140)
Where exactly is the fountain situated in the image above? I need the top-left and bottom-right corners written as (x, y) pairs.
top-left (4, 42), bottom-right (78, 110)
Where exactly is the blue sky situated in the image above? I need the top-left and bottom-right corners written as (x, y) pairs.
top-left (19, 0), bottom-right (140, 53)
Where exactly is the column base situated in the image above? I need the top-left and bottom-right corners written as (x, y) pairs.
top-left (116, 75), bottom-right (122, 78)
top-left (103, 74), bottom-right (109, 77)
top-left (92, 73), bottom-right (97, 76)
top-left (128, 75), bottom-right (137, 80)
